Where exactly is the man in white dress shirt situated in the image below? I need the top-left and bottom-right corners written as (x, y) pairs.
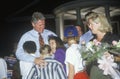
top-left (16, 12), bottom-right (57, 66)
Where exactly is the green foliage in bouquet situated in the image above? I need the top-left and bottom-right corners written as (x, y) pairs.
top-left (108, 40), bottom-right (120, 56)
top-left (81, 40), bottom-right (120, 65)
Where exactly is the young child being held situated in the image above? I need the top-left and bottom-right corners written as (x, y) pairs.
top-left (20, 41), bottom-right (37, 79)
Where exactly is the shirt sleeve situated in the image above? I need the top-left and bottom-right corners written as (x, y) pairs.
top-left (57, 64), bottom-right (67, 79)
top-left (0, 58), bottom-right (7, 78)
top-left (65, 48), bottom-right (76, 65)
top-left (15, 33), bottom-right (35, 62)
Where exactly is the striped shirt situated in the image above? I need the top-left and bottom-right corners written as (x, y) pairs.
top-left (27, 57), bottom-right (67, 79)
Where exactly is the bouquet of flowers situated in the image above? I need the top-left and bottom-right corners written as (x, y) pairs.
top-left (80, 39), bottom-right (120, 79)
top-left (81, 39), bottom-right (120, 64)
top-left (81, 39), bottom-right (108, 65)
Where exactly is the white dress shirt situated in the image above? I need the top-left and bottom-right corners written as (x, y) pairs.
top-left (16, 29), bottom-right (57, 62)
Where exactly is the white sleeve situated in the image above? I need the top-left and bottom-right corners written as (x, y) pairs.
top-left (0, 58), bottom-right (7, 78)
top-left (65, 48), bottom-right (76, 65)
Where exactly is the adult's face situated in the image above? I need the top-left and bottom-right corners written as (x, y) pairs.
top-left (88, 19), bottom-right (100, 34)
top-left (32, 19), bottom-right (45, 33)
top-left (75, 26), bottom-right (82, 37)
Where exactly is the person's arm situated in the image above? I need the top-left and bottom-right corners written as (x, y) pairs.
top-left (16, 42), bottom-right (45, 65)
top-left (68, 62), bottom-right (75, 79)
top-left (15, 37), bottom-right (35, 62)
top-left (34, 57), bottom-right (46, 66)
top-left (16, 30), bottom-right (46, 65)
top-left (15, 33), bottom-right (39, 63)
top-left (65, 46), bottom-right (76, 79)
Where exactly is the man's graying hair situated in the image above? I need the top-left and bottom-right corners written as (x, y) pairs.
top-left (31, 12), bottom-right (45, 23)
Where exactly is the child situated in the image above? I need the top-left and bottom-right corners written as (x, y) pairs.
top-left (27, 44), bottom-right (67, 79)
top-left (48, 36), bottom-right (66, 72)
top-left (20, 41), bottom-right (37, 79)
top-left (64, 25), bottom-right (89, 79)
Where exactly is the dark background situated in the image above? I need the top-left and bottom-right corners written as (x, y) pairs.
top-left (0, 0), bottom-right (74, 56)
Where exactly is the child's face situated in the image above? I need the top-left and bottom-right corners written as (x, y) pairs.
top-left (67, 37), bottom-right (77, 46)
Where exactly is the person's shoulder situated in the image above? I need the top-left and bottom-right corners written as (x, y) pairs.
top-left (111, 34), bottom-right (120, 41)
top-left (56, 48), bottom-right (66, 55)
top-left (67, 44), bottom-right (78, 51)
top-left (44, 29), bottom-right (55, 33)
top-left (57, 48), bottom-right (66, 51)
top-left (107, 32), bottom-right (120, 41)
top-left (70, 44), bottom-right (79, 48)
top-left (67, 45), bottom-right (73, 50)
top-left (21, 29), bottom-right (37, 37)
top-left (44, 29), bottom-right (57, 36)
top-left (45, 58), bottom-right (62, 65)
top-left (0, 58), bottom-right (6, 63)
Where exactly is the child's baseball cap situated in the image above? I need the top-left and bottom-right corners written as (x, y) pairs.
top-left (64, 25), bottom-right (78, 37)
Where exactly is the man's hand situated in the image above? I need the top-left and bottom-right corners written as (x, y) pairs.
top-left (34, 57), bottom-right (47, 67)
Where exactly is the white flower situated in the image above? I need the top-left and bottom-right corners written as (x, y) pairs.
top-left (98, 52), bottom-right (118, 76)
top-left (86, 41), bottom-right (95, 53)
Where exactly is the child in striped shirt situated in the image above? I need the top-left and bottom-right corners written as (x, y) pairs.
top-left (27, 44), bottom-right (67, 79)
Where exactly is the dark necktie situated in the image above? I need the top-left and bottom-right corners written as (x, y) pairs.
top-left (39, 33), bottom-right (44, 46)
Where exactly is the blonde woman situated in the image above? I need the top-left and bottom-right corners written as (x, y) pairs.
top-left (85, 12), bottom-right (120, 79)
top-left (85, 12), bottom-right (119, 44)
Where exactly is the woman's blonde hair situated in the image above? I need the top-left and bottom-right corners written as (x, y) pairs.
top-left (85, 12), bottom-right (112, 33)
